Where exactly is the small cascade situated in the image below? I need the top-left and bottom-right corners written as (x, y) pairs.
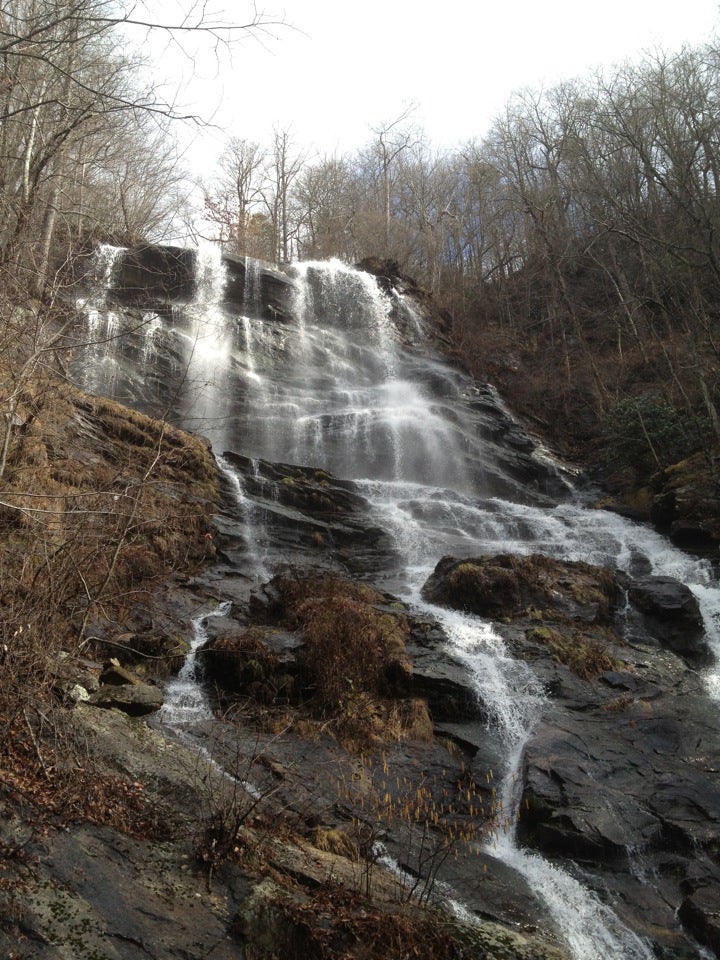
top-left (363, 478), bottom-right (720, 697)
top-left (72, 243), bottom-right (124, 395)
top-left (389, 586), bottom-right (654, 959)
top-left (243, 256), bottom-right (262, 314)
top-left (217, 454), bottom-right (270, 582)
top-left (160, 601), bottom-right (231, 727)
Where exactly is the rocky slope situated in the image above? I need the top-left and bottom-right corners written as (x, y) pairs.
top-left (6, 526), bottom-right (718, 958)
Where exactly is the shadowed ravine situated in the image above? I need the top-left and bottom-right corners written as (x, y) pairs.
top-left (75, 245), bottom-right (720, 960)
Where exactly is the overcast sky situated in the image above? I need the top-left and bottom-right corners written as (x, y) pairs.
top-left (140, 0), bottom-right (720, 171)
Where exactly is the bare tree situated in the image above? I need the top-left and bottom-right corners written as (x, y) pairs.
top-left (203, 137), bottom-right (267, 255)
top-left (371, 104), bottom-right (421, 253)
top-left (262, 127), bottom-right (306, 264)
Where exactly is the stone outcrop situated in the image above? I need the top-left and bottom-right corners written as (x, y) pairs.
top-left (221, 252), bottom-right (296, 321)
top-left (110, 244), bottom-right (197, 303)
top-left (219, 452), bottom-right (396, 576)
top-left (89, 680), bottom-right (164, 715)
top-left (679, 886), bottom-right (720, 956)
top-left (603, 450), bottom-right (720, 552)
top-left (650, 452), bottom-right (720, 550)
top-left (0, 698), bottom-right (570, 960)
top-left (628, 575), bottom-right (712, 665)
top-left (105, 244), bottom-right (297, 322)
top-left (421, 553), bottom-right (618, 624)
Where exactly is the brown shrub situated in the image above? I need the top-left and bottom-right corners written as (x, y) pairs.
top-left (293, 595), bottom-right (411, 714)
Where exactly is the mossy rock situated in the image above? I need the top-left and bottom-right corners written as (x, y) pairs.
top-left (525, 625), bottom-right (619, 680)
top-left (650, 450), bottom-right (720, 549)
top-left (422, 554), bottom-right (619, 625)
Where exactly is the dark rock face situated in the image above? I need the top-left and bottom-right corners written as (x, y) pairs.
top-left (518, 691), bottom-right (720, 958)
top-left (219, 452), bottom-right (396, 577)
top-left (221, 253), bottom-right (296, 321)
top-left (106, 245), bottom-right (297, 322)
top-left (650, 453), bottom-right (720, 551)
top-left (110, 244), bottom-right (197, 303)
top-left (406, 616), bottom-right (485, 723)
top-left (628, 575), bottom-right (712, 665)
top-left (679, 886), bottom-right (720, 956)
top-left (198, 622), bottom-right (300, 705)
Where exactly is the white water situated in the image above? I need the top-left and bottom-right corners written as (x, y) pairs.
top-left (359, 478), bottom-right (720, 694)
top-left (217, 454), bottom-right (270, 582)
top-left (79, 250), bottom-right (720, 959)
top-left (160, 601), bottom-right (231, 727)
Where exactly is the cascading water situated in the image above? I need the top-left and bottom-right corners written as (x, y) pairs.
top-left (411, 600), bottom-right (655, 960)
top-left (76, 248), bottom-right (720, 960)
top-left (161, 601), bottom-right (232, 728)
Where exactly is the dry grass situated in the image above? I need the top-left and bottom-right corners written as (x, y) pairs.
top-left (525, 626), bottom-right (619, 680)
top-left (441, 554), bottom-right (618, 623)
top-left (0, 369), bottom-right (219, 745)
top-left (243, 574), bottom-right (432, 749)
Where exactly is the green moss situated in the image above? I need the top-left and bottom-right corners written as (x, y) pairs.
top-left (526, 626), bottom-right (619, 680)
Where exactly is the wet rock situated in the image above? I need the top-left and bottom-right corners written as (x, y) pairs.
top-left (406, 619), bottom-right (485, 723)
top-left (199, 625), bottom-right (298, 704)
top-left (110, 244), bottom-right (197, 304)
top-left (221, 452), bottom-right (396, 575)
top-left (516, 676), bottom-right (720, 957)
top-left (628, 575), bottom-right (711, 665)
top-left (679, 885), bottom-right (720, 955)
top-left (420, 549), bottom-right (720, 957)
top-left (87, 617), bottom-right (193, 680)
top-left (650, 452), bottom-right (720, 550)
top-left (221, 253), bottom-right (296, 321)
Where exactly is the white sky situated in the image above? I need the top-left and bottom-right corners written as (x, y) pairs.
top-left (138, 0), bottom-right (720, 171)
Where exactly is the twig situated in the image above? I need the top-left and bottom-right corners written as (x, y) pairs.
top-left (82, 635), bottom-right (182, 661)
top-left (23, 708), bottom-right (51, 780)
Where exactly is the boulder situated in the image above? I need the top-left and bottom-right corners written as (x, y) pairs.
top-left (89, 682), bottom-right (164, 716)
top-left (628, 575), bottom-right (711, 665)
top-left (421, 554), bottom-right (618, 624)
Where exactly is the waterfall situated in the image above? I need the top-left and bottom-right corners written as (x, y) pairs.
top-left (160, 601), bottom-right (232, 727)
top-left (174, 243), bottom-right (234, 441)
top-left (77, 246), bottom-right (720, 959)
